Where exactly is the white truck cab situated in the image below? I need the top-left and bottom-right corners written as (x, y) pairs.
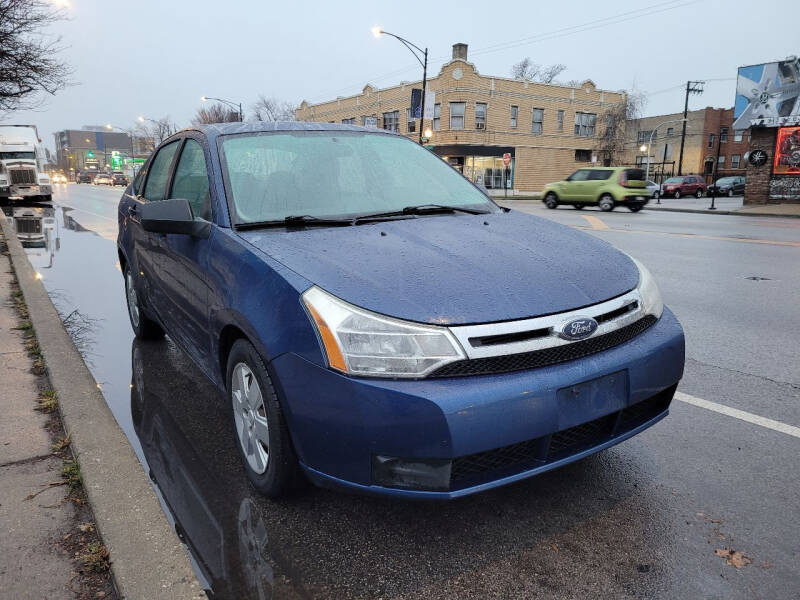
top-left (0, 125), bottom-right (51, 203)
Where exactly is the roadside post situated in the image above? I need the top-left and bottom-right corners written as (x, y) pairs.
top-left (709, 125), bottom-right (724, 210)
top-left (503, 153), bottom-right (511, 198)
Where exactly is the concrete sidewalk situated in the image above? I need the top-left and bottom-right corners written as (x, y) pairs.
top-left (645, 196), bottom-right (800, 218)
top-left (0, 237), bottom-right (105, 599)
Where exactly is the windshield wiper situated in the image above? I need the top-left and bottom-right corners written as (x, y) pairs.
top-left (352, 204), bottom-right (490, 225)
top-left (236, 215), bottom-right (353, 230)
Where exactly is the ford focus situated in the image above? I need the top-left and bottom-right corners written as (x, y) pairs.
top-left (117, 122), bottom-right (684, 499)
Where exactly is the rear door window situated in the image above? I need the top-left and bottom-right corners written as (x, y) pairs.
top-left (143, 140), bottom-right (180, 202)
top-left (587, 170), bottom-right (613, 180)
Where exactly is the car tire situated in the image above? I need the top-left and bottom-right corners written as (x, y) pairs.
top-left (695, 189), bottom-right (704, 198)
top-left (124, 266), bottom-right (164, 339)
top-left (572, 203), bottom-right (584, 210)
top-left (628, 204), bottom-right (643, 212)
top-left (653, 191), bottom-right (660, 200)
top-left (728, 189), bottom-right (734, 197)
top-left (674, 190), bottom-right (681, 199)
top-left (598, 194), bottom-right (615, 212)
top-left (227, 338), bottom-right (302, 498)
top-left (544, 193), bottom-right (559, 209)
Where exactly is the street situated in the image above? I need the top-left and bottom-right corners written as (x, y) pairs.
top-left (15, 184), bottom-right (800, 599)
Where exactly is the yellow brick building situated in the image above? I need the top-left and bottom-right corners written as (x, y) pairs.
top-left (296, 44), bottom-right (627, 194)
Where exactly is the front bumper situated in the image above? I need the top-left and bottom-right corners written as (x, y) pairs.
top-left (271, 307), bottom-right (685, 499)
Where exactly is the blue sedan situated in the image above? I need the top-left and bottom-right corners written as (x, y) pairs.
top-left (117, 122), bottom-right (684, 499)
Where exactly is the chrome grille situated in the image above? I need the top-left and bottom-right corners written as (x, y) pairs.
top-left (9, 169), bottom-right (36, 184)
top-left (15, 218), bottom-right (42, 234)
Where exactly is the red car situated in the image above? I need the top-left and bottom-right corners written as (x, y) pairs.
top-left (661, 175), bottom-right (706, 199)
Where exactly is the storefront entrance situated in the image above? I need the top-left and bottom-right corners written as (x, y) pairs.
top-left (434, 145), bottom-right (515, 191)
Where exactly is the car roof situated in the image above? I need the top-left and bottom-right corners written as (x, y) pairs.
top-left (171, 121), bottom-right (400, 143)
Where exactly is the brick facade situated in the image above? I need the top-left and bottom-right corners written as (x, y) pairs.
top-left (296, 44), bottom-right (626, 193)
top-left (744, 127), bottom-right (800, 205)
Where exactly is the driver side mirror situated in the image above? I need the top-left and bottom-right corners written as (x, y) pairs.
top-left (140, 198), bottom-right (211, 239)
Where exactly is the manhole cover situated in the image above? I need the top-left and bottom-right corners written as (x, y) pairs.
top-left (745, 276), bottom-right (771, 281)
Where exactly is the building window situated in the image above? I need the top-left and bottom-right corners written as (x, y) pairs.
top-left (405, 109), bottom-right (416, 133)
top-left (433, 103), bottom-right (441, 131)
top-left (637, 130), bottom-right (655, 143)
top-left (510, 105), bottom-right (518, 128)
top-left (734, 129), bottom-right (744, 142)
top-left (720, 127), bottom-right (728, 143)
top-left (575, 149), bottom-right (592, 162)
top-left (382, 111), bottom-right (399, 132)
top-left (574, 112), bottom-right (596, 137)
top-left (361, 115), bottom-right (377, 127)
top-left (731, 154), bottom-right (741, 169)
top-left (532, 108), bottom-right (544, 135)
top-left (605, 114), bottom-right (616, 135)
top-left (475, 102), bottom-right (487, 130)
top-left (557, 110), bottom-right (564, 132)
top-left (449, 102), bottom-right (466, 130)
top-left (708, 133), bottom-right (715, 148)
top-left (667, 127), bottom-right (674, 135)
top-left (342, 117), bottom-right (356, 125)
top-left (717, 155), bottom-right (725, 168)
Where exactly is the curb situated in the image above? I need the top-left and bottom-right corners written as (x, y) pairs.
top-left (0, 215), bottom-right (204, 599)
top-left (644, 205), bottom-right (800, 219)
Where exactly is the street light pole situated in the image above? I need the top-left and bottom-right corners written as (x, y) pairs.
top-left (372, 27), bottom-right (428, 144)
top-left (201, 96), bottom-right (244, 122)
top-left (709, 126), bottom-right (723, 210)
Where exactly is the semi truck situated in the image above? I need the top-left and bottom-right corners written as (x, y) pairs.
top-left (0, 125), bottom-right (52, 203)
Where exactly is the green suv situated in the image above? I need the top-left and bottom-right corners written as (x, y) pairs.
top-left (542, 167), bottom-right (650, 212)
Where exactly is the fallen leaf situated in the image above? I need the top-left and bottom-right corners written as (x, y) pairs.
top-left (79, 522), bottom-right (95, 533)
top-left (550, 543), bottom-right (558, 552)
top-left (715, 548), bottom-right (752, 569)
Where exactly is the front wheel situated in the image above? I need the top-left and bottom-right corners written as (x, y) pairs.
top-left (653, 191), bottom-right (660, 200)
top-left (544, 193), bottom-right (559, 209)
top-left (728, 189), bottom-right (734, 197)
top-left (228, 339), bottom-right (302, 497)
top-left (124, 266), bottom-right (164, 339)
top-left (598, 194), bottom-right (615, 212)
top-left (695, 189), bottom-right (704, 198)
top-left (674, 190), bottom-right (681, 199)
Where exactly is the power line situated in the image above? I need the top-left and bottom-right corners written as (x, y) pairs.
top-left (307, 0), bottom-right (704, 103)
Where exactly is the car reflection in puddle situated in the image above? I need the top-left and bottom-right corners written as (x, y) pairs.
top-left (131, 338), bottom-right (281, 600)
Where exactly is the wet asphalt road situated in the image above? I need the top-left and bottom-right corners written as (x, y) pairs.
top-left (8, 185), bottom-right (800, 599)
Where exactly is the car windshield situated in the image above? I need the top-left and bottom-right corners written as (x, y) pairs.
top-left (716, 177), bottom-right (734, 185)
top-left (0, 151), bottom-right (36, 160)
top-left (664, 177), bottom-right (683, 184)
top-left (219, 131), bottom-right (496, 224)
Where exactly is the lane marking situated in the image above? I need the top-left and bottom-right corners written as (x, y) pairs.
top-left (582, 215), bottom-right (610, 230)
top-left (674, 391), bottom-right (800, 439)
top-left (574, 225), bottom-right (800, 247)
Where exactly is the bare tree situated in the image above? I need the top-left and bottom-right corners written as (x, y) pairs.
top-left (135, 116), bottom-right (175, 145)
top-left (0, 0), bottom-right (71, 113)
top-left (510, 58), bottom-right (566, 84)
top-left (594, 90), bottom-right (647, 167)
top-left (192, 102), bottom-right (240, 125)
top-left (250, 95), bottom-right (296, 122)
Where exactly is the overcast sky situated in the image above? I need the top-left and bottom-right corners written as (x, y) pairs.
top-left (5, 0), bottom-right (795, 151)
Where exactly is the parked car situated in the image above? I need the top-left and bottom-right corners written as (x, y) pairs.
top-left (660, 175), bottom-right (706, 199)
top-left (541, 167), bottom-right (650, 212)
top-left (708, 176), bottom-right (745, 197)
top-left (646, 180), bottom-right (661, 199)
top-left (93, 172), bottom-right (113, 186)
top-left (76, 172), bottom-right (94, 184)
top-left (112, 172), bottom-right (129, 186)
top-left (118, 123), bottom-right (685, 499)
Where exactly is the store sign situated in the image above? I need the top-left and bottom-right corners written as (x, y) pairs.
top-left (734, 59), bottom-right (800, 129)
top-left (749, 149), bottom-right (768, 166)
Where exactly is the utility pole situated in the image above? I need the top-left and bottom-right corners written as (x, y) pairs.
top-left (677, 81), bottom-right (704, 175)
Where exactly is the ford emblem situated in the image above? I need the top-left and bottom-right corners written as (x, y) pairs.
top-left (560, 317), bottom-right (598, 341)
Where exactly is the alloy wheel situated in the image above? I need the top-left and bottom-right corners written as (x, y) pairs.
top-left (125, 271), bottom-right (140, 328)
top-left (231, 362), bottom-right (270, 475)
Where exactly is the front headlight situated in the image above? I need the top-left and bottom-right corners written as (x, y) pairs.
top-left (302, 286), bottom-right (466, 378)
top-left (630, 257), bottom-right (663, 319)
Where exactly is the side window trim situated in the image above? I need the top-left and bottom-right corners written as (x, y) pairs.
top-left (142, 138), bottom-right (184, 202)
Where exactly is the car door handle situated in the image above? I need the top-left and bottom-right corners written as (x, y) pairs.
top-left (128, 204), bottom-right (138, 216)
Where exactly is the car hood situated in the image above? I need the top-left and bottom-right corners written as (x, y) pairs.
top-left (239, 211), bottom-right (639, 325)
